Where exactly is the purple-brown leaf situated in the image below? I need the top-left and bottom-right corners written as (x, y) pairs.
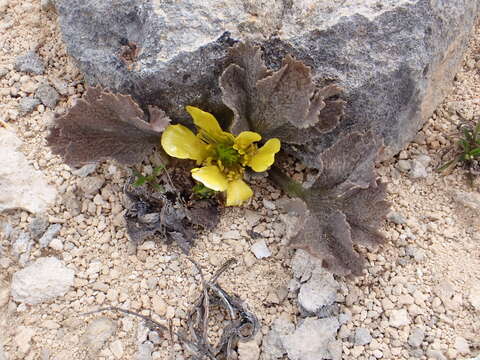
top-left (47, 86), bottom-right (169, 166)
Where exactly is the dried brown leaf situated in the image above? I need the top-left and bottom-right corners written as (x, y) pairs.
top-left (47, 86), bottom-right (169, 166)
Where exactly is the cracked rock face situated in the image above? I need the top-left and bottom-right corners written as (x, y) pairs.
top-left (56, 0), bottom-right (478, 159)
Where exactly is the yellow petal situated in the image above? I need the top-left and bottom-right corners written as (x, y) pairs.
top-left (226, 179), bottom-right (253, 206)
top-left (248, 138), bottom-right (281, 172)
top-left (186, 106), bottom-right (233, 144)
top-left (234, 131), bottom-right (262, 151)
top-left (161, 124), bottom-right (208, 162)
top-left (191, 166), bottom-right (228, 191)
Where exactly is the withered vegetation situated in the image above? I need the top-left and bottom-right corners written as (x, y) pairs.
top-left (84, 259), bottom-right (259, 360)
top-left (123, 165), bottom-right (219, 253)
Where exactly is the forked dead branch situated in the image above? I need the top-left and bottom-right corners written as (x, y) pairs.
top-left (83, 259), bottom-right (259, 360)
top-left (46, 41), bottom-right (390, 276)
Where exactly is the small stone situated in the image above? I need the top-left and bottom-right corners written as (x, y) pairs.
top-left (262, 199), bottom-right (276, 210)
top-left (49, 237), bottom-right (63, 251)
top-left (426, 349), bottom-right (447, 360)
top-left (151, 295), bottom-right (167, 316)
top-left (298, 267), bottom-right (338, 314)
top-left (36, 84), bottom-right (59, 109)
top-left (354, 328), bottom-right (372, 345)
top-left (136, 341), bottom-right (154, 360)
top-left (397, 160), bottom-right (411, 172)
top-left (81, 318), bottom-right (116, 354)
top-left (410, 160), bottom-right (428, 178)
top-left (63, 191), bottom-right (81, 216)
top-left (223, 229), bottom-right (241, 240)
top-left (41, 320), bottom-right (60, 329)
top-left (0, 67), bottom-right (8, 78)
top-left (250, 239), bottom-right (271, 259)
top-left (12, 232), bottom-right (32, 258)
top-left (387, 212), bottom-right (406, 225)
top-left (28, 215), bottom-right (49, 239)
top-left (283, 317), bottom-right (340, 360)
top-left (15, 326), bottom-right (35, 353)
top-left (11, 257), bottom-right (75, 304)
top-left (148, 331), bottom-right (161, 345)
top-left (415, 154), bottom-right (432, 167)
top-left (79, 176), bottom-right (105, 195)
top-left (261, 316), bottom-right (295, 360)
top-left (14, 51), bottom-right (44, 75)
top-left (72, 163), bottom-right (98, 177)
top-left (408, 327), bottom-right (425, 348)
top-left (238, 340), bottom-right (260, 360)
top-left (18, 97), bottom-right (40, 116)
top-left (38, 224), bottom-right (61, 248)
top-left (454, 336), bottom-right (470, 355)
top-left (389, 309), bottom-right (410, 328)
top-left (110, 339), bottom-right (124, 359)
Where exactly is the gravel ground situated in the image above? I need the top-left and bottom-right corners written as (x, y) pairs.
top-left (0, 1), bottom-right (479, 360)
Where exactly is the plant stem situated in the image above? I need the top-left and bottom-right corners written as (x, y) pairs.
top-left (268, 166), bottom-right (307, 198)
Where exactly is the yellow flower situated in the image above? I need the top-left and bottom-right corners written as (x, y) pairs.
top-left (161, 106), bottom-right (281, 206)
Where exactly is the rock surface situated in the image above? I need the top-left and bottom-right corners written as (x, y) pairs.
top-left (14, 51), bottom-right (44, 75)
top-left (55, 0), bottom-right (478, 158)
top-left (0, 129), bottom-right (57, 213)
top-left (11, 257), bottom-right (75, 305)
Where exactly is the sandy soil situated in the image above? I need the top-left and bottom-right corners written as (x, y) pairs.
top-left (0, 1), bottom-right (479, 359)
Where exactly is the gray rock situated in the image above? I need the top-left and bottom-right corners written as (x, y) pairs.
top-left (50, 77), bottom-right (68, 95)
top-left (397, 160), bottom-right (412, 172)
top-left (0, 129), bottom-right (57, 214)
top-left (81, 318), bottom-right (117, 354)
top-left (261, 317), bottom-right (295, 360)
top-left (136, 341), bottom-right (154, 360)
top-left (18, 97), bottom-right (40, 116)
top-left (389, 308), bottom-right (410, 328)
top-left (72, 163), bottom-right (98, 177)
top-left (1, 222), bottom-right (14, 239)
top-left (14, 51), bottom-right (44, 75)
top-left (250, 239), bottom-right (271, 259)
top-left (35, 84), bottom-right (59, 109)
top-left (426, 349), bottom-right (447, 360)
top-left (147, 331), bottom-right (161, 345)
top-left (63, 191), bottom-right (81, 216)
top-left (0, 67), bottom-right (8, 78)
top-left (78, 176), bottom-right (105, 195)
top-left (354, 327), bottom-right (372, 345)
top-left (291, 249), bottom-right (319, 282)
top-left (29, 215), bottom-right (49, 239)
top-left (38, 224), bottom-right (62, 248)
top-left (410, 160), bottom-right (428, 178)
top-left (298, 267), bottom-right (339, 315)
top-left (12, 232), bottom-right (32, 259)
top-left (387, 212), bottom-right (406, 225)
top-left (238, 340), bottom-right (261, 360)
top-left (11, 257), bottom-right (75, 304)
top-left (283, 317), bottom-right (340, 360)
top-left (54, 0), bottom-right (478, 159)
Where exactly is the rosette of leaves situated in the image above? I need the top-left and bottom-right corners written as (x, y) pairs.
top-left (219, 43), bottom-right (390, 275)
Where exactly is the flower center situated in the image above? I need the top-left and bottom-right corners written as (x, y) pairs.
top-left (215, 143), bottom-right (240, 167)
